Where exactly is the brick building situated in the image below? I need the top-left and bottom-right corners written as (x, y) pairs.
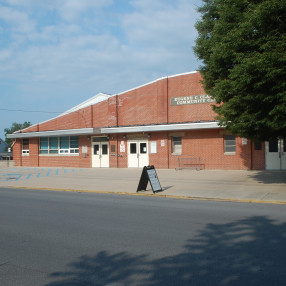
top-left (7, 71), bottom-right (285, 170)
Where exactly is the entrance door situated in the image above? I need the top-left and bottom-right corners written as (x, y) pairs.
top-left (92, 142), bottom-right (109, 168)
top-left (128, 140), bottom-right (149, 168)
top-left (265, 138), bottom-right (286, 170)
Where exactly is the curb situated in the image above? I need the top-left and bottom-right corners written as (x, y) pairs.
top-left (9, 186), bottom-right (286, 205)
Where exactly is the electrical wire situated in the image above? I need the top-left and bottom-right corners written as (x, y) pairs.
top-left (0, 108), bottom-right (62, 114)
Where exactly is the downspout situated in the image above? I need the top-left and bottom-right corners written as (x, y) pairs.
top-left (11, 139), bottom-right (16, 149)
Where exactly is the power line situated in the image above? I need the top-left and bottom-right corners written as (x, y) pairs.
top-left (0, 108), bottom-right (62, 114)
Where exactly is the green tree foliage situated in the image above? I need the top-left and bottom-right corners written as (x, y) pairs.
top-left (4, 122), bottom-right (32, 147)
top-left (194, 0), bottom-right (286, 141)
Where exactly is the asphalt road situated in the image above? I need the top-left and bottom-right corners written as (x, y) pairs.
top-left (0, 187), bottom-right (286, 286)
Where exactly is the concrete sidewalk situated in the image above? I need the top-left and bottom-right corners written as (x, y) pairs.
top-left (0, 167), bottom-right (286, 204)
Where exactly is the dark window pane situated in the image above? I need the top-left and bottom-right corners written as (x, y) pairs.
top-left (70, 136), bottom-right (79, 148)
top-left (224, 135), bottom-right (236, 153)
top-left (50, 137), bottom-right (59, 150)
top-left (94, 145), bottom-right (99, 155)
top-left (269, 140), bottom-right (278, 152)
top-left (102, 144), bottom-right (108, 155)
top-left (140, 143), bottom-right (147, 154)
top-left (40, 138), bottom-right (48, 150)
top-left (60, 136), bottom-right (69, 149)
top-left (22, 139), bottom-right (29, 149)
top-left (130, 143), bottom-right (137, 154)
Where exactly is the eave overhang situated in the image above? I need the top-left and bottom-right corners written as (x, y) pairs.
top-left (6, 122), bottom-right (222, 139)
top-left (101, 121), bottom-right (221, 134)
top-left (6, 128), bottom-right (101, 139)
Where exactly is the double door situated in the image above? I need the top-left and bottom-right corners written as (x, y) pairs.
top-left (265, 138), bottom-right (286, 170)
top-left (128, 140), bottom-right (149, 168)
top-left (92, 142), bottom-right (109, 168)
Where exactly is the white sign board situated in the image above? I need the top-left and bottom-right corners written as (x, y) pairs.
top-left (150, 141), bottom-right (157, 154)
top-left (120, 143), bottom-right (125, 152)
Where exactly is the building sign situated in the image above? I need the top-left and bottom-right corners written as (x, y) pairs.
top-left (82, 146), bottom-right (88, 154)
top-left (171, 94), bottom-right (215, 106)
top-left (242, 138), bottom-right (247, 145)
top-left (150, 141), bottom-right (157, 154)
top-left (120, 141), bottom-right (125, 152)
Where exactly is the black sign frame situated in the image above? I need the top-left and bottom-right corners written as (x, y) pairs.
top-left (137, 165), bottom-right (162, 193)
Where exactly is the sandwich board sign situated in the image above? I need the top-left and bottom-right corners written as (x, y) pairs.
top-left (137, 165), bottom-right (162, 193)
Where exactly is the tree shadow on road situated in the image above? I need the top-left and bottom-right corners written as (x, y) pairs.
top-left (46, 216), bottom-right (286, 286)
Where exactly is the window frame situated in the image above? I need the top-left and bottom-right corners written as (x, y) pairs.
top-left (22, 138), bottom-right (29, 155)
top-left (172, 136), bottom-right (182, 155)
top-left (39, 136), bottom-right (79, 155)
top-left (224, 135), bottom-right (236, 155)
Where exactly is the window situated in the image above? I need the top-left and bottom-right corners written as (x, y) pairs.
top-left (172, 137), bottom-right (182, 155)
top-left (224, 135), bottom-right (236, 154)
top-left (269, 139), bottom-right (278, 152)
top-left (50, 137), bottom-right (59, 154)
top-left (102, 144), bottom-right (108, 155)
top-left (40, 136), bottom-right (79, 154)
top-left (140, 143), bottom-right (147, 154)
top-left (130, 143), bottom-right (137, 154)
top-left (22, 139), bottom-right (29, 155)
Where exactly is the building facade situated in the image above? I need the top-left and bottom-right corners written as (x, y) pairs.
top-left (7, 71), bottom-right (286, 170)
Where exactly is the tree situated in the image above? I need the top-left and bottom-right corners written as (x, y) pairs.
top-left (194, 0), bottom-right (286, 141)
top-left (4, 122), bottom-right (32, 147)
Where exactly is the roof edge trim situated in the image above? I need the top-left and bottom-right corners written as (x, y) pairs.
top-left (116, 71), bottom-right (199, 96)
top-left (101, 121), bottom-right (221, 134)
top-left (7, 128), bottom-right (101, 139)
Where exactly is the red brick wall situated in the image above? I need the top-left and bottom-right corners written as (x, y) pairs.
top-left (168, 72), bottom-right (217, 123)
top-left (93, 101), bottom-right (109, 128)
top-left (22, 106), bottom-right (93, 133)
top-left (148, 132), bottom-right (169, 169)
top-left (118, 80), bottom-right (161, 126)
top-left (13, 139), bottom-right (22, 167)
top-left (165, 130), bottom-right (252, 170)
top-left (251, 142), bottom-right (265, 170)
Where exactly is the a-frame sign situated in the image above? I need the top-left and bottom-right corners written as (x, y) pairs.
top-left (137, 165), bottom-right (162, 193)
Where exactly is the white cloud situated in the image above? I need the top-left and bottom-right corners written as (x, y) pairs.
top-left (0, 5), bottom-right (35, 33)
top-left (122, 0), bottom-right (199, 49)
top-left (57, 0), bottom-right (113, 21)
top-left (0, 0), bottom-right (203, 140)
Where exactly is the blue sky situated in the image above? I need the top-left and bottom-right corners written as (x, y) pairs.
top-left (0, 0), bottom-right (202, 139)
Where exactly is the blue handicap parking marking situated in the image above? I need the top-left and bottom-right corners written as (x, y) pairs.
top-left (0, 173), bottom-right (22, 181)
top-left (0, 167), bottom-right (85, 182)
top-left (26, 174), bottom-right (32, 180)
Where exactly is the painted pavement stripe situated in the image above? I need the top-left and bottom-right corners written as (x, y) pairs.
top-left (15, 175), bottom-right (22, 181)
